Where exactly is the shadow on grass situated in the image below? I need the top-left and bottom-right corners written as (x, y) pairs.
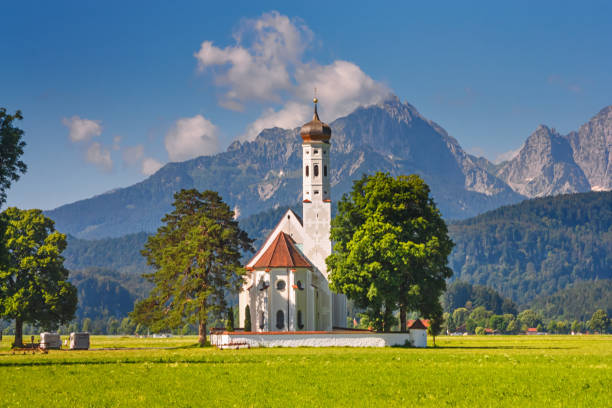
top-left (432, 345), bottom-right (576, 350)
top-left (0, 356), bottom-right (258, 368)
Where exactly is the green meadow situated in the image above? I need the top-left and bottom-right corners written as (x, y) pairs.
top-left (0, 335), bottom-right (609, 407)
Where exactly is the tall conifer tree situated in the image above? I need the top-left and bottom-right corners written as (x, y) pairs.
top-left (132, 189), bottom-right (253, 345)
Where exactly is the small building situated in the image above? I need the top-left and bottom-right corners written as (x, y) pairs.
top-left (407, 319), bottom-right (428, 348)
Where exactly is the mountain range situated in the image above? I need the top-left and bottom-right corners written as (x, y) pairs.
top-left (46, 96), bottom-right (611, 239)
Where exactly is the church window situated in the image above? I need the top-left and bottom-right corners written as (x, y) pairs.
top-left (276, 280), bottom-right (286, 291)
top-left (259, 312), bottom-right (265, 330)
top-left (297, 310), bottom-right (304, 329)
top-left (314, 149), bottom-right (318, 155)
top-left (296, 280), bottom-right (303, 290)
top-left (276, 310), bottom-right (285, 329)
top-left (305, 165), bottom-right (309, 177)
top-left (324, 165), bottom-right (327, 177)
top-left (314, 190), bottom-right (319, 195)
top-left (314, 165), bottom-right (319, 177)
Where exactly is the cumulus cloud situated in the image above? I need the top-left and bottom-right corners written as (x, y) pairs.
top-left (164, 115), bottom-right (220, 161)
top-left (122, 144), bottom-right (145, 166)
top-left (86, 142), bottom-right (113, 171)
top-left (194, 11), bottom-right (311, 109)
top-left (194, 11), bottom-right (390, 141)
top-left (142, 157), bottom-right (163, 175)
top-left (62, 116), bottom-right (103, 142)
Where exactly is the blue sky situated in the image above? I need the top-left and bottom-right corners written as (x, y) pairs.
top-left (3, 0), bottom-right (611, 210)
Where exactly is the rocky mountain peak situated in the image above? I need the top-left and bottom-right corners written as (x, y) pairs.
top-left (566, 105), bottom-right (612, 191)
top-left (497, 124), bottom-right (590, 197)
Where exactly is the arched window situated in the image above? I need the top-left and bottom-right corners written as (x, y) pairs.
top-left (305, 165), bottom-right (309, 177)
top-left (324, 165), bottom-right (327, 177)
top-left (297, 310), bottom-right (304, 329)
top-left (314, 165), bottom-right (319, 177)
top-left (276, 310), bottom-right (285, 329)
top-left (259, 312), bottom-right (265, 330)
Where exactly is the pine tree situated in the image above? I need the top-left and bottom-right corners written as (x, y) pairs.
top-left (131, 189), bottom-right (253, 346)
top-left (245, 305), bottom-right (252, 331)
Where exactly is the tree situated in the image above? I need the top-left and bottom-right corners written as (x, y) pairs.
top-left (489, 315), bottom-right (506, 332)
top-left (452, 307), bottom-right (470, 328)
top-left (327, 173), bottom-right (453, 331)
top-left (225, 307), bottom-right (234, 332)
top-left (505, 319), bottom-right (519, 334)
top-left (82, 317), bottom-right (91, 333)
top-left (588, 309), bottom-right (609, 334)
top-left (244, 305), bottom-right (252, 331)
top-left (131, 189), bottom-right (253, 346)
top-left (427, 305), bottom-right (443, 347)
top-left (518, 309), bottom-right (541, 329)
top-left (0, 208), bottom-right (77, 347)
top-left (0, 108), bottom-right (27, 205)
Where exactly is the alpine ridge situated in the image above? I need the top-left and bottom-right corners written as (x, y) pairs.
top-left (46, 97), bottom-right (610, 239)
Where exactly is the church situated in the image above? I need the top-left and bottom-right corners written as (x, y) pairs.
top-left (239, 98), bottom-right (347, 332)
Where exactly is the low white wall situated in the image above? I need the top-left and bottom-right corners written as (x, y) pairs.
top-left (211, 331), bottom-right (426, 348)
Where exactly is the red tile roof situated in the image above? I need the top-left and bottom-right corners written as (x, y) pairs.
top-left (407, 319), bottom-right (429, 330)
top-left (252, 231), bottom-right (312, 269)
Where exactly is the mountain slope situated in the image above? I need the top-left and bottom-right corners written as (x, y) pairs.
top-left (566, 105), bottom-right (612, 191)
top-left (496, 125), bottom-right (591, 197)
top-left (496, 106), bottom-right (612, 197)
top-left (448, 191), bottom-right (612, 305)
top-left (47, 96), bottom-right (523, 239)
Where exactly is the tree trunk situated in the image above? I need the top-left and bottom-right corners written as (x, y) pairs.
top-left (400, 306), bottom-right (407, 332)
top-left (198, 320), bottom-right (207, 346)
top-left (13, 318), bottom-right (23, 348)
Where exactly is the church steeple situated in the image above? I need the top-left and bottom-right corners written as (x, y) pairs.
top-left (300, 98), bottom-right (331, 203)
top-left (300, 98), bottom-right (331, 143)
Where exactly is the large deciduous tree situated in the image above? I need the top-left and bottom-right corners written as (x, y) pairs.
top-left (132, 189), bottom-right (253, 346)
top-left (327, 173), bottom-right (453, 331)
top-left (0, 208), bottom-right (77, 347)
top-left (0, 108), bottom-right (27, 205)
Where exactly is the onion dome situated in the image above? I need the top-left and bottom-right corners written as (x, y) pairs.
top-left (300, 98), bottom-right (331, 143)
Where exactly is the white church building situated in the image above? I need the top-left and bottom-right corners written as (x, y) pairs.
top-left (238, 98), bottom-right (347, 332)
top-left (212, 99), bottom-right (427, 348)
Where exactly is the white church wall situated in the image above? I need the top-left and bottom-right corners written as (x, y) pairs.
top-left (211, 332), bottom-right (419, 348)
top-left (270, 270), bottom-right (289, 331)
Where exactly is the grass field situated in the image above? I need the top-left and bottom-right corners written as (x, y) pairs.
top-left (0, 335), bottom-right (610, 407)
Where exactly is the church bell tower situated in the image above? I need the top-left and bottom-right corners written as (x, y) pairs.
top-left (299, 97), bottom-right (346, 329)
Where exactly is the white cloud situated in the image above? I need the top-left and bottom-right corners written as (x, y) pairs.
top-left (62, 116), bottom-right (103, 142)
top-left (122, 144), bottom-right (144, 166)
top-left (243, 101), bottom-right (311, 141)
top-left (165, 115), bottom-right (220, 161)
top-left (494, 147), bottom-right (522, 164)
top-left (142, 157), bottom-right (163, 175)
top-left (194, 11), bottom-right (389, 141)
top-left (194, 11), bottom-right (311, 109)
top-left (112, 135), bottom-right (122, 150)
top-left (85, 142), bottom-right (113, 171)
